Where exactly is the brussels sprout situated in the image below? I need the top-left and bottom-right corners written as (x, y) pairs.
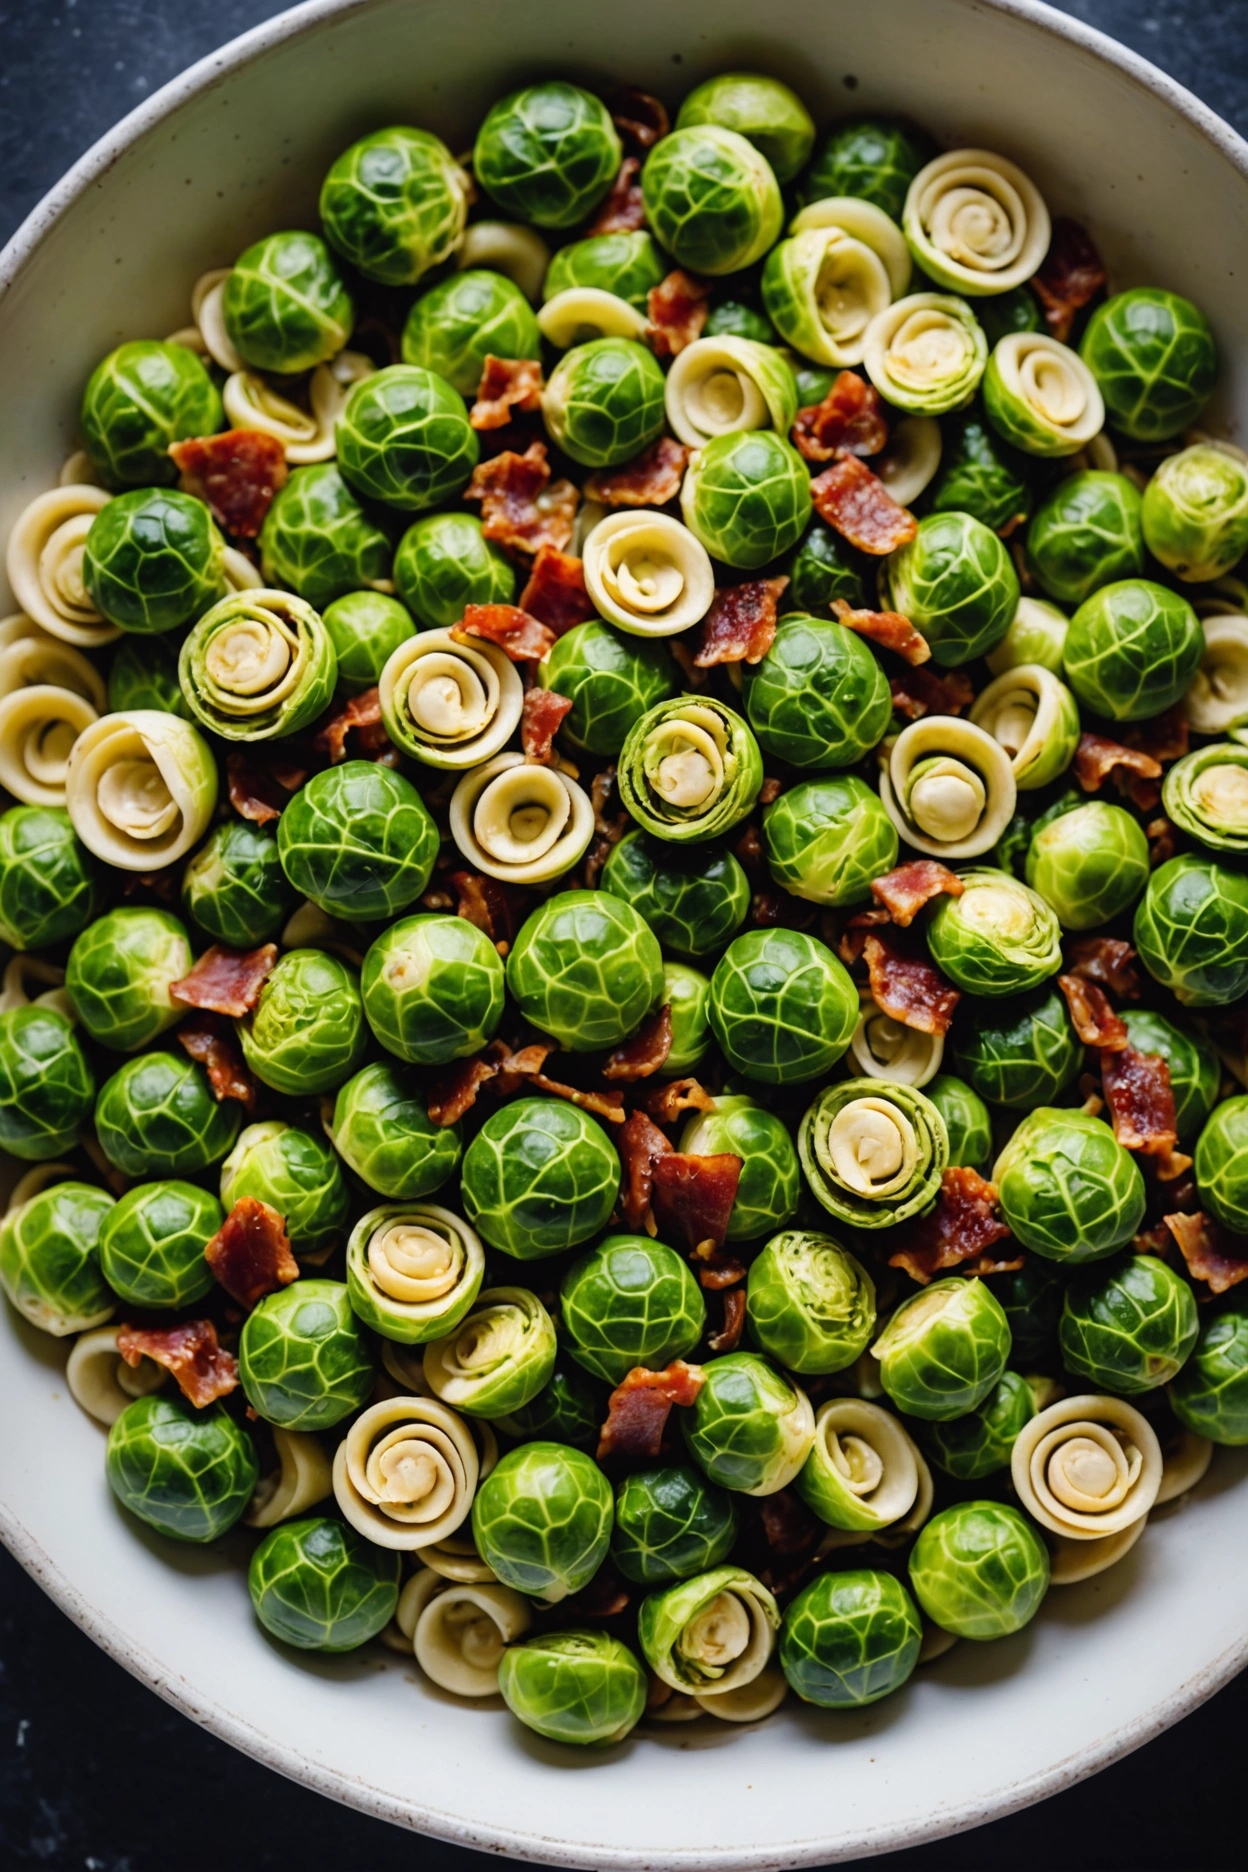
top-left (94, 1049), bottom-right (238, 1176)
top-left (861, 294), bottom-right (988, 414)
top-left (643, 125), bottom-right (783, 275)
top-left (401, 269), bottom-right (541, 395)
top-left (1060, 1253), bottom-right (1199, 1394)
top-left (926, 869), bottom-right (1061, 997)
top-left (80, 340), bottom-right (223, 488)
top-left (1121, 1008), bottom-right (1219, 1145)
top-left (799, 117), bottom-right (934, 220)
top-left (971, 663), bottom-right (1080, 792)
top-left (709, 928), bottom-right (858, 1085)
top-left (953, 985), bottom-right (1081, 1108)
top-left (1170, 1293), bottom-right (1248, 1445)
top-left (249, 1515), bottom-right (400, 1650)
top-left (992, 1259), bottom-right (1063, 1364)
top-left (65, 906), bottom-right (192, 1052)
top-left (918, 1370), bottom-right (1035, 1480)
top-left (474, 82), bottom-right (621, 229)
top-left (540, 338), bottom-right (666, 471)
top-left (599, 834), bottom-right (748, 963)
top-left (0, 1006), bottom-right (95, 1160)
top-left (1079, 287), bottom-right (1218, 442)
top-left (1142, 442), bottom-right (1248, 582)
top-left (761, 224), bottom-right (893, 372)
top-left (784, 520), bottom-right (868, 613)
top-left (873, 1278), bottom-right (1011, 1421)
top-left (1065, 579), bottom-right (1203, 723)
top-left (223, 231), bottom-right (353, 373)
top-left (545, 232), bottom-right (667, 309)
top-left (337, 365), bottom-right (478, 512)
top-left (926, 1073), bottom-right (992, 1175)
top-left (742, 613), bottom-right (890, 771)
top-left (472, 1441), bottom-right (614, 1603)
top-left (1133, 854), bottom-right (1248, 1006)
top-left (994, 1109), bottom-right (1146, 1264)
top-left (258, 464), bottom-right (392, 608)
top-left (321, 592), bottom-right (413, 696)
top-left (1164, 743), bottom-right (1248, 854)
top-left (0, 1180), bottom-right (114, 1334)
top-left (908, 1501), bottom-right (1049, 1640)
top-left (1024, 800), bottom-right (1150, 931)
top-left (345, 1201), bottom-right (484, 1344)
top-left (1024, 470), bottom-right (1145, 608)
top-left (929, 412), bottom-right (1032, 534)
top-left (978, 286), bottom-right (1044, 346)
top-left (702, 299), bottom-right (779, 345)
top-left (665, 962), bottom-right (713, 1073)
top-left (320, 126), bottom-right (468, 288)
top-left (780, 1569), bottom-right (921, 1709)
top-left (764, 775), bottom-right (899, 907)
top-left (424, 1285), bottom-right (557, 1417)
top-left (496, 1361), bottom-right (604, 1451)
top-left (611, 1466), bottom-right (739, 1587)
top-left (330, 1061), bottom-right (461, 1199)
top-left (239, 1278), bottom-right (373, 1430)
top-left (180, 590), bottom-right (337, 742)
top-left (460, 1097), bottom-right (619, 1261)
top-left (985, 597), bottom-right (1069, 678)
top-left (618, 695), bottom-right (762, 842)
top-left (506, 890), bottom-right (663, 1054)
top-left (881, 511), bottom-right (1019, 666)
top-left (108, 634), bottom-right (189, 717)
top-left (676, 73), bottom-right (814, 184)
top-left (97, 1180), bottom-right (220, 1308)
top-left (393, 511), bottom-right (514, 628)
top-left (539, 622), bottom-right (676, 758)
top-left (680, 1096), bottom-right (801, 1244)
top-left (800, 1079), bottom-right (947, 1230)
top-left (499, 1630), bottom-right (647, 1747)
top-left (561, 1235), bottom-right (705, 1385)
top-left (680, 429), bottom-right (812, 570)
top-left (106, 1395), bottom-right (258, 1543)
top-left (360, 914), bottom-right (504, 1065)
top-left (0, 806), bottom-right (98, 952)
top-left (683, 1353), bottom-right (815, 1495)
top-left (239, 949), bottom-right (366, 1097)
top-left (982, 332), bottom-right (1105, 458)
top-left (83, 489), bottom-right (226, 634)
top-left (220, 1121), bottom-right (348, 1258)
top-left (745, 1230), bottom-right (875, 1373)
top-left (277, 762), bottom-right (437, 925)
top-left (182, 820), bottom-right (297, 948)
top-left (639, 1564), bottom-right (778, 1701)
top-left (1195, 1093), bottom-right (1248, 1234)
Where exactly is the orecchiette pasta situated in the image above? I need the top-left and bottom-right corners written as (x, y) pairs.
top-left (66, 1325), bottom-right (167, 1425)
top-left (1011, 1394), bottom-right (1163, 1539)
top-left (849, 997), bottom-right (944, 1087)
top-left (190, 267), bottom-right (244, 371)
top-left (65, 709), bottom-right (219, 869)
top-left (1154, 1428), bottom-right (1214, 1506)
top-left (872, 415), bottom-right (943, 507)
top-left (333, 1394), bottom-right (481, 1550)
top-left (244, 1427), bottom-right (334, 1527)
top-left (448, 753), bottom-right (595, 884)
top-left (665, 337), bottom-right (797, 449)
top-left (379, 628), bottom-right (524, 768)
top-left (538, 288), bottom-right (648, 348)
top-left (582, 510), bottom-right (716, 637)
top-left (222, 350), bottom-right (375, 463)
top-left (1047, 1514), bottom-right (1148, 1586)
top-left (790, 196), bottom-right (912, 297)
top-left (0, 626), bottom-right (106, 711)
top-left (0, 683), bottom-right (100, 806)
top-left (798, 1398), bottom-right (921, 1532)
top-left (414, 1581), bottom-right (532, 1696)
top-left (0, 955), bottom-right (68, 1015)
top-left (381, 1564), bottom-right (448, 1654)
top-left (904, 148), bottom-right (1051, 295)
top-left (879, 715), bottom-right (1017, 859)
top-left (456, 222), bottom-right (550, 304)
top-left (5, 486), bottom-right (118, 648)
top-left (693, 1666), bottom-right (788, 1723)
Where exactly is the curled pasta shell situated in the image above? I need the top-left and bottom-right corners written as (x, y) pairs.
top-left (59, 452), bottom-right (100, 489)
top-left (1047, 1514), bottom-right (1148, 1585)
top-left (448, 752), bottom-right (594, 884)
top-left (863, 294), bottom-right (988, 416)
top-left (421, 1529), bottom-right (498, 1584)
top-left (874, 415), bottom-right (943, 507)
top-left (347, 1202), bottom-right (486, 1344)
top-left (969, 663), bottom-right (1080, 791)
top-left (1155, 1429), bottom-right (1214, 1506)
top-left (986, 332), bottom-right (1105, 456)
top-left (180, 589), bottom-right (336, 741)
top-left (1184, 613), bottom-right (1248, 734)
top-left (693, 1665), bottom-right (788, 1723)
top-left (879, 715), bottom-right (1017, 860)
top-left (0, 956), bottom-right (67, 1015)
top-left (1011, 1393), bottom-right (1162, 1539)
top-left (244, 1427), bottom-right (333, 1527)
top-left (380, 628), bottom-right (523, 768)
top-left (665, 337), bottom-right (797, 449)
top-left (904, 148), bottom-right (1051, 296)
top-left (538, 288), bottom-right (648, 348)
top-left (798, 1397), bottom-right (920, 1532)
top-left (333, 1394), bottom-right (480, 1551)
top-left (643, 1567), bottom-right (779, 1696)
top-left (0, 626), bottom-right (106, 710)
top-left (379, 1338), bottom-right (435, 1396)
top-left (582, 511), bottom-right (716, 637)
top-left (0, 684), bottom-right (99, 806)
top-left (457, 222), bottom-right (550, 304)
top-left (849, 996), bottom-right (943, 1088)
top-left (381, 1565), bottom-right (447, 1653)
top-left (790, 196), bottom-right (912, 297)
top-left (222, 546), bottom-right (265, 592)
top-left (191, 268), bottom-right (243, 371)
top-left (67, 1325), bottom-right (166, 1425)
top-left (6, 486), bottom-right (118, 648)
top-left (222, 351), bottom-right (375, 463)
top-left (414, 1581), bottom-right (532, 1696)
top-left (66, 709), bottom-right (218, 870)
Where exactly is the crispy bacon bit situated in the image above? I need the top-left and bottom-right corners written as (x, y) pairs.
top-left (637, 1077), bottom-right (715, 1124)
top-left (596, 1361), bottom-right (705, 1465)
top-left (445, 869), bottom-right (527, 949)
top-left (1057, 973), bottom-right (1128, 1050)
top-left (888, 1167), bottom-right (1012, 1285)
top-left (171, 943), bottom-right (277, 1019)
top-left (453, 603), bottom-right (554, 664)
top-left (831, 598), bottom-right (929, 666)
top-left (734, 823), bottom-right (766, 878)
top-left (871, 861), bottom-right (964, 927)
top-left (177, 1013), bottom-right (257, 1108)
top-left (315, 687), bottom-right (384, 763)
top-left (521, 687), bottom-right (573, 763)
top-left (960, 1250), bottom-right (1026, 1278)
top-left (1102, 1046), bottom-right (1182, 1168)
top-left (1164, 1211), bottom-right (1248, 1294)
top-left (591, 766), bottom-right (626, 841)
top-left (611, 88), bottom-right (669, 151)
top-left (810, 453), bottom-right (918, 554)
top-left (618, 1109), bottom-right (672, 1233)
top-left (1068, 937), bottom-right (1140, 1001)
top-left (646, 270), bottom-right (711, 360)
top-left (528, 1070), bottom-right (626, 1124)
top-left (603, 1005), bottom-right (673, 1082)
top-left (694, 577), bottom-right (789, 668)
top-left (465, 441), bottom-right (579, 555)
top-left (759, 777), bottom-right (783, 807)
top-left (1134, 1223), bottom-right (1174, 1257)
top-left (518, 546), bottom-right (595, 635)
top-left (1147, 815), bottom-right (1176, 867)
top-left (1074, 733), bottom-right (1162, 795)
top-left (227, 750), bottom-right (296, 826)
top-left (587, 157), bottom-right (645, 236)
top-left (584, 435), bottom-right (690, 508)
top-left (1122, 708), bottom-right (1189, 767)
top-left (118, 1319), bottom-right (238, 1408)
top-left (1032, 217), bottom-right (1107, 342)
top-left (470, 355), bottom-right (543, 430)
top-left (428, 1053), bottom-right (498, 1127)
top-left (707, 1286), bottom-right (746, 1355)
top-left (169, 429), bottom-right (288, 538)
top-left (205, 1196), bottom-right (299, 1309)
top-left (863, 932), bottom-right (960, 1037)
top-left (651, 1152), bottom-right (743, 1254)
top-left (694, 1250), bottom-right (747, 1291)
top-left (792, 372), bottom-right (888, 462)
top-left (889, 665), bottom-right (974, 721)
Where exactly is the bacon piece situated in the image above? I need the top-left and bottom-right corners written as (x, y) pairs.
top-left (707, 1286), bottom-right (746, 1355)
top-left (1147, 816), bottom-right (1176, 867)
top-left (205, 1197), bottom-right (299, 1309)
top-left (226, 750), bottom-right (297, 826)
top-left (1067, 937), bottom-right (1141, 1002)
top-left (171, 943), bottom-right (277, 1019)
top-left (810, 453), bottom-right (918, 554)
top-left (611, 88), bottom-right (669, 151)
top-left (651, 1152), bottom-right (743, 1254)
top-left (453, 603), bottom-right (555, 664)
top-left (888, 1167), bottom-right (1012, 1284)
top-left (465, 441), bottom-right (579, 555)
top-left (637, 1077), bottom-right (716, 1124)
top-left (758, 777), bottom-right (782, 807)
top-left (587, 156), bottom-right (645, 235)
top-left (863, 932), bottom-right (960, 1038)
top-left (890, 665), bottom-right (974, 721)
top-left (315, 686), bottom-right (384, 763)
top-left (1134, 1223), bottom-right (1174, 1257)
top-left (960, 1250), bottom-right (1026, 1278)
top-left (596, 1360), bottom-right (705, 1465)
top-left (603, 1005), bottom-right (673, 1082)
top-left (169, 429), bottom-right (288, 539)
top-left (1057, 973), bottom-right (1128, 1050)
top-left (871, 861), bottom-right (964, 927)
top-left (428, 1053), bottom-right (498, 1127)
top-left (1122, 708), bottom-right (1189, 767)
top-left (118, 1319), bottom-right (238, 1408)
top-left (618, 1109), bottom-right (672, 1233)
top-left (792, 372), bottom-right (888, 462)
top-left (444, 869), bottom-right (527, 950)
top-left (584, 435), bottom-right (690, 509)
top-left (177, 1013), bottom-right (257, 1108)
top-left (1032, 217), bottom-right (1107, 343)
top-left (1164, 1211), bottom-right (1248, 1295)
top-left (470, 356), bottom-right (543, 430)
top-left (521, 687), bottom-right (573, 764)
top-left (526, 1071), bottom-right (625, 1125)
top-left (693, 1250), bottom-right (747, 1292)
top-left (518, 546), bottom-right (594, 635)
top-left (831, 598), bottom-right (929, 666)
top-left (694, 577), bottom-right (789, 668)
top-left (1102, 1046), bottom-right (1182, 1166)
top-left (494, 1038), bottom-right (626, 1123)
top-left (646, 270), bottom-right (711, 360)
top-left (1074, 733), bottom-right (1162, 795)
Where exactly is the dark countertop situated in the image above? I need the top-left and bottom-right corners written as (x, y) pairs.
top-left (1, 4), bottom-right (1246, 1868)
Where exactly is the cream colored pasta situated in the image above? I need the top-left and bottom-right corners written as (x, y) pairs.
top-left (990, 332), bottom-right (1105, 453)
top-left (873, 415), bottom-right (943, 507)
top-left (805, 1398), bottom-right (921, 1534)
top-left (1155, 1429), bottom-right (1213, 1506)
top-left (1011, 1394), bottom-right (1162, 1539)
top-left (414, 1582), bottom-right (532, 1696)
top-left (665, 337), bottom-right (793, 448)
top-left (693, 1666), bottom-right (788, 1723)
top-left (333, 1394), bottom-right (480, 1551)
top-left (222, 350), bottom-right (375, 463)
top-left (5, 486), bottom-right (118, 648)
top-left (1047, 1515), bottom-right (1148, 1585)
top-left (849, 997), bottom-right (944, 1087)
top-left (222, 547), bottom-right (265, 592)
top-left (381, 1565), bottom-right (448, 1654)
top-left (871, 1433), bottom-right (935, 1549)
top-left (244, 1428), bottom-right (333, 1528)
top-left (879, 715), bottom-right (1017, 859)
top-left (779, 225), bottom-right (894, 367)
top-left (1184, 614), bottom-right (1248, 733)
top-left (904, 148), bottom-right (1051, 295)
top-left (66, 1325), bottom-right (167, 1426)
top-left (0, 627), bottom-right (106, 711)
top-left (653, 1575), bottom-right (778, 1696)
top-left (379, 1338), bottom-right (435, 1396)
top-left (448, 753), bottom-right (594, 884)
top-left (66, 709), bottom-right (218, 870)
top-left (457, 222), bottom-right (551, 303)
top-left (863, 294), bottom-right (987, 414)
top-left (538, 287), bottom-right (648, 347)
top-left (190, 267), bottom-right (243, 371)
top-left (0, 684), bottom-right (100, 807)
top-left (644, 1686), bottom-right (702, 1724)
top-left (0, 956), bottom-right (69, 1016)
top-left (421, 1528), bottom-right (498, 1584)
top-left (582, 510), bottom-right (715, 637)
top-left (380, 628), bottom-right (524, 768)
top-left (790, 196), bottom-right (912, 296)
top-left (59, 452), bottom-right (100, 488)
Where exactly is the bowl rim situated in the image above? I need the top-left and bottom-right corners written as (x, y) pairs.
top-left (1, 0), bottom-right (1247, 1863)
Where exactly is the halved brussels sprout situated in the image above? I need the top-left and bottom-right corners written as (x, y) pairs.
top-left (763, 774), bottom-right (898, 906)
top-left (0, 805), bottom-right (98, 954)
top-left (393, 512), bottom-right (513, 630)
top-left (180, 589), bottom-right (336, 740)
top-left (249, 1515), bottom-right (401, 1650)
top-left (97, 1180), bottom-right (219, 1309)
top-left (401, 268), bottom-right (541, 394)
top-left (969, 665), bottom-right (1080, 791)
top-left (1079, 287), bottom-right (1217, 441)
top-left (665, 337), bottom-right (798, 448)
top-left (1060, 1254), bottom-right (1199, 1394)
top-left (93, 1049), bottom-right (238, 1176)
top-left (239, 1278), bottom-right (374, 1430)
top-left (780, 1568), bottom-right (921, 1708)
top-left (1163, 744), bottom-right (1248, 854)
top-left (745, 1230), bottom-right (875, 1373)
top-left (581, 510), bottom-right (716, 638)
top-left (1170, 1293), bottom-right (1248, 1445)
top-left (108, 634), bottom-right (189, 718)
top-left (346, 1202), bottom-right (484, 1344)
top-left (0, 1003), bottom-right (95, 1160)
top-left (681, 429), bottom-right (813, 570)
top-left (931, 412), bottom-right (1032, 535)
top-left (83, 489), bottom-right (226, 634)
top-left (506, 890), bottom-right (662, 1053)
top-left (330, 1061), bottom-right (461, 1199)
top-left (953, 984), bottom-right (1081, 1109)
top-left (799, 1079), bottom-right (947, 1230)
top-left (0, 1179), bottom-right (114, 1334)
top-left (665, 962), bottom-right (713, 1073)
top-left (106, 1395), bottom-right (258, 1542)
top-left (277, 761), bottom-right (437, 923)
top-left (1024, 798), bottom-right (1150, 931)
top-left (850, 996), bottom-right (944, 1090)
top-left (1196, 1093), bottom-right (1248, 1233)
top-left (903, 149), bottom-right (1050, 296)
top-left (80, 340), bottom-right (223, 488)
top-left (64, 905), bottom-right (191, 1051)
top-left (882, 511), bottom-right (1019, 666)
top-left (600, 831), bottom-right (749, 957)
top-left (611, 1466), bottom-right (739, 1587)
top-left (220, 1121), bottom-right (348, 1258)
top-left (1121, 1008), bottom-right (1219, 1145)
top-left (561, 1234), bottom-right (705, 1384)
top-left (544, 231), bottom-right (667, 309)
top-left (676, 72), bottom-right (814, 183)
top-left (680, 1096), bottom-right (801, 1243)
top-left (1134, 853), bottom-right (1248, 1006)
top-left (862, 293), bottom-right (988, 413)
top-left (424, 1285), bottom-right (557, 1418)
top-left (926, 1072), bottom-right (992, 1174)
top-left (784, 519), bottom-right (867, 613)
top-left (1064, 578), bottom-right (1204, 722)
top-left (66, 709), bottom-right (217, 871)
top-left (908, 1501), bottom-right (1049, 1639)
top-left (474, 82), bottom-right (621, 228)
top-left (472, 1441), bottom-right (613, 1603)
top-left (763, 226), bottom-right (896, 370)
top-left (799, 117), bottom-right (933, 221)
top-left (223, 231), bottom-right (354, 373)
top-left (321, 126), bottom-right (469, 287)
top-left (449, 753), bottom-right (595, 886)
top-left (918, 1370), bottom-right (1034, 1480)
top-left (639, 1564), bottom-right (778, 1699)
top-left (379, 626), bottom-right (523, 768)
top-left (541, 337), bottom-right (666, 470)
top-left (879, 715), bottom-right (1017, 860)
top-left (258, 465), bottom-right (392, 609)
top-left (337, 365), bottom-right (478, 512)
top-left (709, 928), bottom-right (858, 1085)
top-left (1024, 470), bottom-right (1144, 607)
top-left (743, 612), bottom-right (891, 770)
top-left (983, 333), bottom-right (1104, 456)
top-left (873, 1278), bottom-right (1011, 1421)
top-left (460, 1097), bottom-right (619, 1260)
top-left (238, 948), bottom-right (366, 1096)
top-left (618, 696), bottom-right (762, 842)
top-left (182, 819), bottom-right (297, 948)
top-left (643, 125), bottom-right (783, 274)
top-left (1142, 442), bottom-right (1248, 582)
top-left (499, 1630), bottom-right (646, 1747)
top-left (360, 914), bottom-right (504, 1065)
top-left (926, 868), bottom-right (1062, 997)
top-left (683, 1353), bottom-right (815, 1495)
top-left (539, 622), bottom-right (675, 756)
top-left (994, 1108), bottom-right (1146, 1264)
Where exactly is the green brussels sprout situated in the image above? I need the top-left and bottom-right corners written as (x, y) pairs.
top-left (638, 1565), bottom-right (779, 1697)
top-left (925, 1073), bottom-right (992, 1175)
top-left (93, 1050), bottom-right (238, 1176)
top-left (345, 1200), bottom-right (484, 1343)
top-left (665, 961), bottom-right (713, 1073)
top-left (994, 1109), bottom-right (1146, 1264)
top-left (321, 592), bottom-right (413, 696)
top-left (360, 914), bottom-right (504, 1065)
top-left (400, 269), bottom-right (541, 396)
top-left (220, 1120), bottom-right (348, 1258)
top-left (709, 928), bottom-right (858, 1085)
top-left (680, 1096), bottom-right (801, 1243)
top-left (277, 762), bottom-right (437, 924)
top-left (472, 1441), bottom-right (614, 1603)
top-left (239, 1278), bottom-right (373, 1430)
top-left (862, 294), bottom-right (987, 415)
top-left (742, 613), bottom-right (892, 770)
top-left (0, 1180), bottom-right (114, 1334)
top-left (908, 1501), bottom-right (1049, 1639)
top-left (680, 429), bottom-right (812, 569)
top-left (329, 1061), bottom-right (461, 1199)
top-left (258, 464), bottom-right (392, 608)
top-left (881, 511), bottom-right (1019, 666)
top-left (1064, 579), bottom-right (1203, 722)
top-left (393, 511), bottom-right (514, 628)
top-left (676, 73), bottom-right (815, 184)
top-left (182, 820), bottom-right (297, 948)
top-left (929, 412), bottom-right (1032, 534)
top-left (560, 1235), bottom-right (705, 1385)
top-left (180, 589), bottom-right (337, 741)
top-left (97, 1180), bottom-right (220, 1308)
top-left (1024, 800), bottom-right (1150, 931)
top-left (1121, 1008), bottom-right (1219, 1145)
top-left (763, 775), bottom-right (899, 907)
top-left (1060, 1253), bottom-right (1199, 1394)
top-left (799, 1079), bottom-right (947, 1230)
top-left (83, 489), bottom-right (226, 634)
top-left (106, 1395), bottom-right (258, 1543)
top-left (745, 1230), bottom-right (876, 1373)
top-left (108, 634), bottom-right (189, 717)
top-left (239, 949), bottom-right (367, 1096)
top-left (223, 231), bottom-right (354, 373)
top-left (506, 890), bottom-right (663, 1053)
top-left (1142, 443), bottom-right (1248, 582)
top-left (982, 333), bottom-right (1105, 458)
top-left (599, 831), bottom-right (749, 958)
top-left (498, 1630), bottom-right (647, 1747)
top-left (0, 806), bottom-right (98, 952)
top-left (474, 82), bottom-right (621, 229)
top-left (320, 126), bottom-right (468, 287)
top-left (779, 1569), bottom-right (921, 1709)
top-left (702, 299), bottom-right (779, 345)
top-left (642, 125), bottom-right (783, 274)
top-left (461, 1097), bottom-right (618, 1260)
top-left (80, 340), bottom-right (223, 488)
top-left (992, 1259), bottom-right (1063, 1364)
top-left (611, 1466), bottom-right (739, 1587)
top-left (953, 985), bottom-right (1081, 1109)
top-left (1163, 744), bottom-right (1248, 854)
top-left (1133, 854), bottom-right (1248, 1006)
top-left (798, 117), bottom-right (934, 219)
top-left (496, 1361), bottom-right (604, 1451)
top-left (540, 338), bottom-right (666, 470)
top-left (1170, 1293), bottom-right (1248, 1445)
top-left (926, 868), bottom-right (1061, 997)
top-left (65, 906), bottom-right (191, 1052)
top-left (337, 365), bottom-right (478, 512)
top-left (249, 1515), bottom-right (400, 1650)
top-left (783, 520), bottom-right (868, 613)
top-left (1195, 1094), bottom-right (1248, 1233)
top-left (544, 232), bottom-right (667, 309)
top-left (977, 285), bottom-right (1044, 347)
top-left (0, 1006), bottom-right (95, 1160)
top-left (683, 1353), bottom-right (815, 1495)
top-left (1079, 287), bottom-right (1218, 442)
top-left (985, 597), bottom-right (1069, 678)
top-left (539, 622), bottom-right (676, 757)
top-left (424, 1285), bottom-right (558, 1417)
top-left (618, 695), bottom-right (762, 842)
top-left (1024, 471), bottom-right (1145, 608)
top-left (873, 1278), bottom-right (1011, 1420)
top-left (918, 1370), bottom-right (1035, 1480)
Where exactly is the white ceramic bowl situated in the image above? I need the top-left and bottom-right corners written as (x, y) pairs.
top-left (2, 1), bottom-right (1247, 1864)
